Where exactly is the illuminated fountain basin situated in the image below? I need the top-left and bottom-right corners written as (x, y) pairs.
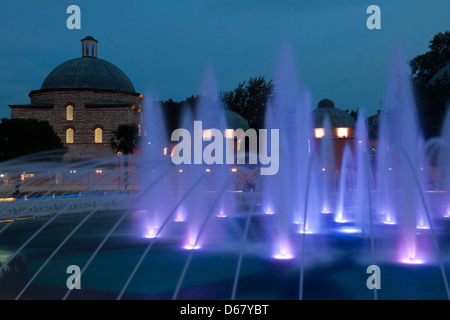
top-left (0, 43), bottom-right (449, 300)
top-left (1, 199), bottom-right (450, 300)
top-left (0, 132), bottom-right (448, 300)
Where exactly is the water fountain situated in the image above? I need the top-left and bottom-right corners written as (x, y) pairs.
top-left (0, 42), bottom-right (449, 300)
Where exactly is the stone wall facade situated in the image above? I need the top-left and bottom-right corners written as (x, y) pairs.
top-left (10, 88), bottom-right (143, 161)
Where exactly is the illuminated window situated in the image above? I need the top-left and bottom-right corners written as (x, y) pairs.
top-left (66, 128), bottom-right (74, 144)
top-left (95, 127), bottom-right (103, 143)
top-left (66, 105), bottom-right (73, 121)
top-left (314, 128), bottom-right (325, 138)
top-left (337, 128), bottom-right (349, 138)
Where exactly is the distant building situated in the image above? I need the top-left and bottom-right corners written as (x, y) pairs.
top-left (367, 110), bottom-right (384, 153)
top-left (313, 98), bottom-right (356, 139)
top-left (312, 98), bottom-right (356, 170)
top-left (9, 36), bottom-right (143, 161)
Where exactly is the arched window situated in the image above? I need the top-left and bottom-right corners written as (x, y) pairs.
top-left (66, 105), bottom-right (73, 121)
top-left (66, 128), bottom-right (74, 144)
top-left (94, 127), bottom-right (103, 143)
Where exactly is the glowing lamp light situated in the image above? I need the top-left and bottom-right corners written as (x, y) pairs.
top-left (273, 246), bottom-right (294, 260)
top-left (163, 147), bottom-right (168, 156)
top-left (184, 244), bottom-right (201, 250)
top-left (144, 226), bottom-right (159, 239)
top-left (265, 208), bottom-right (275, 215)
top-left (401, 257), bottom-right (424, 265)
top-left (205, 168), bottom-right (211, 173)
top-left (314, 128), bottom-right (325, 138)
top-left (217, 212), bottom-right (227, 218)
top-left (231, 168), bottom-right (237, 173)
top-left (174, 217), bottom-right (184, 222)
top-left (337, 128), bottom-right (349, 138)
top-left (299, 228), bottom-right (313, 234)
top-left (321, 205), bottom-right (332, 213)
top-left (339, 226), bottom-right (361, 234)
top-left (383, 215), bottom-right (396, 225)
top-left (337, 127), bottom-right (349, 138)
top-left (321, 168), bottom-right (326, 172)
top-left (224, 129), bottom-right (235, 139)
top-left (179, 169), bottom-right (183, 173)
top-left (274, 252), bottom-right (294, 260)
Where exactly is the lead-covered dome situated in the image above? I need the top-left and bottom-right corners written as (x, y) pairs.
top-left (40, 36), bottom-right (135, 93)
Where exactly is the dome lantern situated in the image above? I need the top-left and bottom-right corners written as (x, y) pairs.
top-left (81, 36), bottom-right (98, 58)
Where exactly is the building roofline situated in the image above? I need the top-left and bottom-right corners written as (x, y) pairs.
top-left (29, 88), bottom-right (142, 98)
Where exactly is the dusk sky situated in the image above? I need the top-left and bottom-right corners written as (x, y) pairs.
top-left (0, 0), bottom-right (448, 120)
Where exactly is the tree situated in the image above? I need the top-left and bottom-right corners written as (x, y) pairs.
top-left (161, 98), bottom-right (184, 134)
top-left (410, 31), bottom-right (450, 138)
top-left (345, 107), bottom-right (359, 121)
top-left (410, 31), bottom-right (450, 84)
top-left (221, 76), bottom-right (274, 130)
top-left (111, 124), bottom-right (140, 190)
top-left (0, 118), bottom-right (64, 162)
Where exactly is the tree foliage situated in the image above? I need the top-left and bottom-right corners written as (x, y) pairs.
top-left (410, 31), bottom-right (450, 138)
top-left (221, 76), bottom-right (274, 129)
top-left (111, 123), bottom-right (140, 190)
top-left (0, 118), bottom-right (64, 162)
top-left (410, 31), bottom-right (450, 84)
top-left (110, 123), bottom-right (140, 155)
top-left (345, 107), bottom-right (359, 121)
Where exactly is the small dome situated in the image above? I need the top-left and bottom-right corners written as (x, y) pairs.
top-left (313, 99), bottom-right (356, 128)
top-left (41, 57), bottom-right (136, 92)
top-left (317, 98), bottom-right (335, 108)
top-left (224, 109), bottom-right (249, 130)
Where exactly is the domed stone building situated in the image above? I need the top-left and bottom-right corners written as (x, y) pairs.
top-left (9, 36), bottom-right (143, 161)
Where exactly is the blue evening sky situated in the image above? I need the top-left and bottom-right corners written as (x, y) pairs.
top-left (0, 0), bottom-right (448, 119)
